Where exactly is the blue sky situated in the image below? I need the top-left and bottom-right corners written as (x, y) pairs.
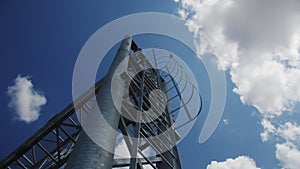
top-left (1, 1), bottom-right (300, 169)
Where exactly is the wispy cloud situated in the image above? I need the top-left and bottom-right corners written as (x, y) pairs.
top-left (8, 75), bottom-right (47, 123)
top-left (260, 118), bottom-right (276, 142)
top-left (278, 122), bottom-right (300, 142)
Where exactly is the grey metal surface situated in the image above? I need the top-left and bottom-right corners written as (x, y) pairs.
top-left (65, 36), bottom-right (132, 169)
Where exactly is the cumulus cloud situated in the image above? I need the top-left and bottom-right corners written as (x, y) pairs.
top-left (176, 0), bottom-right (300, 168)
top-left (8, 75), bottom-right (47, 123)
top-left (177, 0), bottom-right (300, 117)
top-left (259, 120), bottom-right (300, 168)
top-left (276, 142), bottom-right (300, 169)
top-left (207, 156), bottom-right (260, 169)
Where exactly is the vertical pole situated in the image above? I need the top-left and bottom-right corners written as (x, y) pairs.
top-left (129, 53), bottom-right (145, 169)
top-left (65, 36), bottom-right (132, 169)
top-left (156, 80), bottom-right (182, 169)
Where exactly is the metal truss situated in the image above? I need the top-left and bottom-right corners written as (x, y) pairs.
top-left (0, 78), bottom-right (107, 169)
top-left (114, 47), bottom-right (202, 169)
top-left (0, 103), bottom-right (80, 169)
top-left (1, 39), bottom-right (202, 169)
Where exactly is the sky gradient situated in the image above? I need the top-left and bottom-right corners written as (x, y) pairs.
top-left (1, 1), bottom-right (300, 169)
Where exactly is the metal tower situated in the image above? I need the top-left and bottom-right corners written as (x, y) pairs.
top-left (0, 36), bottom-right (202, 169)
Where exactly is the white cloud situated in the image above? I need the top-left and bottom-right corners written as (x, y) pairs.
top-left (223, 118), bottom-right (229, 125)
top-left (276, 142), bottom-right (300, 169)
top-left (8, 75), bottom-right (47, 123)
top-left (259, 119), bottom-right (300, 143)
top-left (114, 134), bottom-right (131, 158)
top-left (176, 1), bottom-right (300, 168)
top-left (260, 118), bottom-right (276, 142)
top-left (177, 0), bottom-right (300, 117)
top-left (114, 134), bottom-right (155, 169)
top-left (278, 122), bottom-right (300, 143)
top-left (259, 120), bottom-right (300, 168)
top-left (207, 156), bottom-right (260, 169)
